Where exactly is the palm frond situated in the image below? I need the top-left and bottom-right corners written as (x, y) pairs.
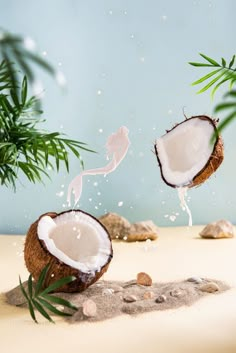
top-left (189, 53), bottom-right (236, 98)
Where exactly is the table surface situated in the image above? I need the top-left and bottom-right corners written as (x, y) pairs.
top-left (1, 226), bottom-right (236, 353)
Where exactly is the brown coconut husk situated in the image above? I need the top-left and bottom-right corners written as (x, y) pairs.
top-left (154, 115), bottom-right (224, 188)
top-left (24, 211), bottom-right (113, 293)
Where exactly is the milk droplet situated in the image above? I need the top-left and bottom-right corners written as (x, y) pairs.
top-left (118, 201), bottom-right (123, 207)
top-left (55, 71), bottom-right (66, 87)
top-left (93, 182), bottom-right (98, 187)
top-left (169, 215), bottom-right (176, 222)
top-left (56, 191), bottom-right (64, 197)
top-left (97, 89), bottom-right (102, 95)
top-left (42, 51), bottom-right (47, 56)
top-left (98, 128), bottom-right (103, 133)
top-left (97, 191), bottom-right (101, 196)
top-left (23, 36), bottom-right (36, 51)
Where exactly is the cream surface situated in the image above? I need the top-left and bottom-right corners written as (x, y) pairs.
top-left (1, 227), bottom-right (236, 353)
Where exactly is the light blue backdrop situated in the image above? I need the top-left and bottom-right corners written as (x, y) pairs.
top-left (0, 0), bottom-right (235, 234)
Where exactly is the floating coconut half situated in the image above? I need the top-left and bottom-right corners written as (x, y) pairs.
top-left (154, 116), bottom-right (224, 188)
top-left (24, 210), bottom-right (113, 293)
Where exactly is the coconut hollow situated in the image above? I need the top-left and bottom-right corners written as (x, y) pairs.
top-left (154, 116), bottom-right (224, 188)
top-left (24, 210), bottom-right (113, 293)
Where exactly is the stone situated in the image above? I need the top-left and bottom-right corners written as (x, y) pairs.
top-left (111, 285), bottom-right (124, 293)
top-left (102, 288), bottom-right (114, 296)
top-left (187, 276), bottom-right (203, 284)
top-left (128, 221), bottom-right (158, 242)
top-left (99, 213), bottom-right (130, 240)
top-left (199, 220), bottom-right (234, 239)
top-left (123, 294), bottom-right (137, 303)
top-left (136, 272), bottom-right (152, 286)
top-left (143, 291), bottom-right (155, 300)
top-left (155, 295), bottom-right (167, 303)
top-left (170, 289), bottom-right (183, 298)
top-left (199, 282), bottom-right (219, 293)
top-left (82, 299), bottom-right (97, 317)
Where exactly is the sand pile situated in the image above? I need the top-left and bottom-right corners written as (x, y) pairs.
top-left (5, 274), bottom-right (228, 323)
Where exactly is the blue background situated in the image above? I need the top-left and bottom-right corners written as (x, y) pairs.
top-left (0, 0), bottom-right (235, 234)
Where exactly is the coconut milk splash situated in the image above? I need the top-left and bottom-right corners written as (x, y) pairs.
top-left (177, 187), bottom-right (192, 226)
top-left (67, 126), bottom-right (130, 207)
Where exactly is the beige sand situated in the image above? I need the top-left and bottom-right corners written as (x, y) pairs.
top-left (1, 226), bottom-right (236, 353)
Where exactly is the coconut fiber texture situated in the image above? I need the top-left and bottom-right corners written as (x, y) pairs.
top-left (24, 211), bottom-right (113, 293)
top-left (5, 278), bottom-right (228, 324)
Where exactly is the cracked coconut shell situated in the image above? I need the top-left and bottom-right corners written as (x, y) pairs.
top-left (154, 116), bottom-right (224, 188)
top-left (24, 210), bottom-right (113, 293)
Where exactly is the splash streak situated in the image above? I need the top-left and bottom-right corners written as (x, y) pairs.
top-left (67, 126), bottom-right (130, 207)
top-left (177, 187), bottom-right (193, 227)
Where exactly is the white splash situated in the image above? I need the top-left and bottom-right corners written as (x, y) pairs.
top-left (55, 71), bottom-right (67, 87)
top-left (67, 126), bottom-right (130, 207)
top-left (177, 187), bottom-right (192, 226)
top-left (23, 36), bottom-right (36, 51)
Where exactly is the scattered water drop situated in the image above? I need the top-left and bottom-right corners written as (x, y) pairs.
top-left (140, 57), bottom-right (145, 63)
top-left (73, 227), bottom-right (77, 231)
top-left (118, 201), bottom-right (123, 207)
top-left (51, 273), bottom-right (55, 278)
top-left (93, 182), bottom-right (98, 187)
top-left (98, 128), bottom-right (103, 133)
top-left (123, 236), bottom-right (128, 241)
top-left (97, 191), bottom-right (101, 196)
top-left (97, 89), bottom-right (102, 95)
top-left (139, 152), bottom-right (144, 157)
top-left (89, 198), bottom-right (92, 202)
top-left (130, 34), bottom-right (135, 39)
top-left (58, 62), bottom-right (62, 66)
top-left (161, 15), bottom-right (167, 21)
top-left (108, 9), bottom-right (113, 15)
top-left (42, 51), bottom-right (47, 56)
top-left (62, 203), bottom-right (66, 208)
top-left (168, 109), bottom-right (173, 115)
top-left (169, 215), bottom-right (176, 222)
top-left (23, 36), bottom-right (36, 51)
top-left (56, 191), bottom-right (64, 197)
top-left (56, 71), bottom-right (66, 87)
top-left (95, 206), bottom-right (98, 210)
top-left (124, 10), bottom-right (128, 15)
top-left (99, 202), bottom-right (102, 206)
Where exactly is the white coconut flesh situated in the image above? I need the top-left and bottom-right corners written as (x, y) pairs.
top-left (155, 117), bottom-right (216, 187)
top-left (37, 211), bottom-right (111, 274)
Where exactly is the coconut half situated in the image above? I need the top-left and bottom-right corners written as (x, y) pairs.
top-left (24, 210), bottom-right (113, 293)
top-left (154, 116), bottom-right (224, 188)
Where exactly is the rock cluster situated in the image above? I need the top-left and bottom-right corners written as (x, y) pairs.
top-left (99, 213), bottom-right (158, 242)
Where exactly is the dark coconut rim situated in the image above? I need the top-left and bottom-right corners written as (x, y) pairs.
top-left (154, 115), bottom-right (222, 188)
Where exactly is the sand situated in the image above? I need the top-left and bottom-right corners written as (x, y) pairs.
top-left (5, 278), bottom-right (228, 323)
top-left (1, 226), bottom-right (236, 353)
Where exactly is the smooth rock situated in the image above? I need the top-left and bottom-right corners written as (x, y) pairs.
top-left (187, 276), bottom-right (203, 284)
top-left (200, 220), bottom-right (234, 239)
top-left (82, 299), bottom-right (97, 317)
top-left (123, 294), bottom-right (137, 303)
top-left (136, 272), bottom-right (152, 286)
top-left (170, 289), bottom-right (183, 298)
top-left (155, 295), bottom-right (167, 303)
top-left (199, 282), bottom-right (219, 293)
top-left (102, 288), bottom-right (114, 296)
top-left (143, 291), bottom-right (155, 300)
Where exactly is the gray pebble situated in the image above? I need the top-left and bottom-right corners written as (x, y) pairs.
top-left (123, 294), bottom-right (137, 303)
top-left (199, 282), bottom-right (219, 293)
top-left (155, 295), bottom-right (167, 303)
top-left (170, 289), bottom-right (183, 298)
top-left (102, 288), bottom-right (114, 296)
top-left (111, 285), bottom-right (124, 293)
top-left (187, 276), bottom-right (203, 284)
